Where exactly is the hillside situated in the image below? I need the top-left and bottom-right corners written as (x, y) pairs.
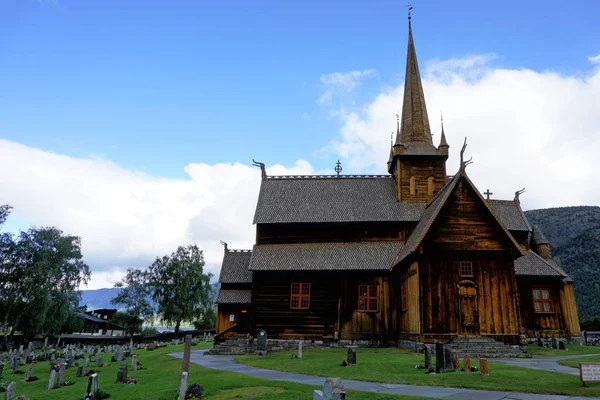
top-left (525, 206), bottom-right (600, 320)
top-left (79, 283), bottom-right (220, 311)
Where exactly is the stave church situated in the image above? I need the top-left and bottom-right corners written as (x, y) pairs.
top-left (214, 16), bottom-right (580, 349)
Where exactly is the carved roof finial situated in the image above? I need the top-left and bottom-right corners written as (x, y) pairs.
top-left (219, 240), bottom-right (228, 252)
top-left (459, 137), bottom-right (473, 171)
top-left (252, 159), bottom-right (267, 180)
top-left (514, 187), bottom-right (526, 203)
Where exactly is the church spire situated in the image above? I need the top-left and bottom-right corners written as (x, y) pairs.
top-left (395, 17), bottom-right (432, 146)
top-left (439, 114), bottom-right (449, 148)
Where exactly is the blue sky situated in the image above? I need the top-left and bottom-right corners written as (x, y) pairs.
top-left (2, 0), bottom-right (598, 176)
top-left (1, 0), bottom-right (599, 288)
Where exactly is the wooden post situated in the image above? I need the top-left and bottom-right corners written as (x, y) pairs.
top-left (463, 355), bottom-right (471, 372)
top-left (480, 358), bottom-right (489, 375)
top-left (182, 334), bottom-right (192, 374)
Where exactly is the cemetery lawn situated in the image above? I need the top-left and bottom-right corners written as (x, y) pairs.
top-left (527, 344), bottom-right (600, 357)
top-left (3, 343), bottom-right (426, 400)
top-left (558, 355), bottom-right (600, 368)
top-left (235, 348), bottom-right (600, 397)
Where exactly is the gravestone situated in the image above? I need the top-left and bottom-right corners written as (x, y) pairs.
top-left (435, 343), bottom-right (444, 373)
top-left (322, 377), bottom-right (346, 400)
top-left (559, 340), bottom-right (566, 350)
top-left (464, 355), bottom-right (471, 372)
top-left (95, 355), bottom-right (104, 368)
top-left (58, 363), bottom-right (67, 386)
top-left (116, 361), bottom-right (128, 383)
top-left (76, 366), bottom-right (83, 378)
top-left (298, 342), bottom-right (303, 359)
top-left (453, 352), bottom-right (460, 370)
top-left (18, 345), bottom-right (23, 355)
top-left (5, 381), bottom-right (15, 400)
top-left (132, 355), bottom-right (137, 371)
top-left (0, 362), bottom-right (4, 378)
top-left (24, 362), bottom-right (34, 381)
top-left (177, 371), bottom-right (188, 400)
top-left (424, 346), bottom-right (432, 369)
top-left (480, 358), bottom-right (489, 376)
top-left (11, 356), bottom-right (19, 374)
top-left (444, 347), bottom-right (454, 371)
top-left (83, 358), bottom-right (90, 375)
top-left (84, 373), bottom-right (99, 400)
top-left (346, 348), bottom-right (356, 365)
top-left (256, 330), bottom-right (268, 356)
top-left (47, 368), bottom-right (57, 389)
top-left (551, 338), bottom-right (558, 349)
top-left (537, 338), bottom-right (543, 347)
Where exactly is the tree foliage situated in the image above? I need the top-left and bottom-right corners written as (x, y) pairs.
top-left (0, 206), bottom-right (90, 344)
top-left (149, 244), bottom-right (213, 335)
top-left (110, 311), bottom-right (144, 337)
top-left (111, 268), bottom-right (154, 322)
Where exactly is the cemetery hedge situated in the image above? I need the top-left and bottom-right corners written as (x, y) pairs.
top-left (1, 342), bottom-right (426, 400)
top-left (235, 347), bottom-right (600, 397)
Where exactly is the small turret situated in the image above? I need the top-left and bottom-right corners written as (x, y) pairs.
top-left (532, 225), bottom-right (552, 260)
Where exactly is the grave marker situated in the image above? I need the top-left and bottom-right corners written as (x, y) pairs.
top-left (5, 381), bottom-right (15, 400)
top-left (256, 330), bottom-right (268, 356)
top-left (322, 377), bottom-right (345, 400)
top-left (435, 343), bottom-right (444, 373)
top-left (58, 363), bottom-right (67, 386)
top-left (83, 358), bottom-right (90, 376)
top-left (177, 371), bottom-right (188, 400)
top-left (298, 342), bottom-right (303, 359)
top-left (24, 362), bottom-right (34, 381)
top-left (346, 348), bottom-right (356, 365)
top-left (424, 346), bottom-right (432, 369)
top-left (464, 355), bottom-right (471, 372)
top-left (551, 338), bottom-right (558, 349)
top-left (47, 368), bottom-right (57, 390)
top-left (453, 352), bottom-right (460, 370)
top-left (132, 355), bottom-right (137, 371)
top-left (444, 347), bottom-right (454, 371)
top-left (95, 355), bottom-right (104, 368)
top-left (116, 361), bottom-right (128, 383)
top-left (480, 358), bottom-right (489, 376)
top-left (559, 340), bottom-right (566, 350)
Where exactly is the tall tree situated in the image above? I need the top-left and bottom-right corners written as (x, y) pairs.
top-left (111, 268), bottom-right (154, 325)
top-left (149, 245), bottom-right (213, 336)
top-left (0, 224), bottom-right (90, 344)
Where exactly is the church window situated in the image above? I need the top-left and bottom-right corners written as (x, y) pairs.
top-left (358, 284), bottom-right (378, 312)
top-left (532, 288), bottom-right (552, 313)
top-left (410, 176), bottom-right (416, 195)
top-left (401, 281), bottom-right (407, 311)
top-left (460, 261), bottom-right (474, 277)
top-left (290, 282), bottom-right (311, 309)
top-left (427, 176), bottom-right (435, 195)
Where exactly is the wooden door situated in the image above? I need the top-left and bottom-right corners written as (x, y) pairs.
top-left (458, 280), bottom-right (479, 336)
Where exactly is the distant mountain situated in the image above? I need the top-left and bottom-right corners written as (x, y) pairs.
top-left (525, 206), bottom-right (600, 320)
top-left (79, 283), bottom-right (220, 311)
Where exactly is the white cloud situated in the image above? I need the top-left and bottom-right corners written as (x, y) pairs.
top-left (0, 140), bottom-right (314, 289)
top-left (589, 53), bottom-right (600, 64)
top-left (327, 55), bottom-right (600, 211)
top-left (318, 69), bottom-right (376, 105)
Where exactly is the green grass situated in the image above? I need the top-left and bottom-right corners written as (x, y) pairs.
top-left (235, 347), bottom-right (600, 397)
top-left (0, 342), bottom-right (425, 400)
top-left (558, 355), bottom-right (600, 369)
top-left (527, 344), bottom-right (600, 357)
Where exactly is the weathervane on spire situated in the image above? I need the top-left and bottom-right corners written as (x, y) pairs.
top-left (408, 2), bottom-right (413, 20)
top-left (334, 160), bottom-right (343, 177)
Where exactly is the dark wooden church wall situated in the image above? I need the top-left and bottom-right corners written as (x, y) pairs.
top-left (395, 260), bottom-right (420, 336)
top-left (252, 272), bottom-right (338, 339)
top-left (396, 158), bottom-right (447, 202)
top-left (256, 222), bottom-right (413, 245)
top-left (517, 277), bottom-right (568, 337)
top-left (559, 281), bottom-right (581, 336)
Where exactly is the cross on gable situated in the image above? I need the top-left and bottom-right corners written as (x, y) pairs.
top-left (484, 189), bottom-right (493, 200)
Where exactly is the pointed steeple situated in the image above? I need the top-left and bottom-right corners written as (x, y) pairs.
top-left (439, 116), bottom-right (449, 148)
top-left (395, 18), bottom-right (432, 146)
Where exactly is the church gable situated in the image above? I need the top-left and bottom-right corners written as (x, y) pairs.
top-left (424, 176), bottom-right (517, 252)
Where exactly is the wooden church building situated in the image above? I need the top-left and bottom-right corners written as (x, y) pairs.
top-left (215, 18), bottom-right (580, 347)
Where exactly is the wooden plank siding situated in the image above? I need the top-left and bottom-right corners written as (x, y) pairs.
top-left (559, 282), bottom-right (581, 336)
top-left (395, 158), bottom-right (447, 202)
top-left (518, 277), bottom-right (574, 337)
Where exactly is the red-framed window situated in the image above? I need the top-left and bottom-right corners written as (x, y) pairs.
top-left (460, 261), bottom-right (474, 277)
top-left (358, 285), bottom-right (378, 312)
top-left (401, 281), bottom-right (407, 311)
top-left (290, 282), bottom-right (311, 310)
top-left (532, 288), bottom-right (552, 313)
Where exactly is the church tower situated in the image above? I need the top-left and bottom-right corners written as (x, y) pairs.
top-left (388, 17), bottom-right (448, 202)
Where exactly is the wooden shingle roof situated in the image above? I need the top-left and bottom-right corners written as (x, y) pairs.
top-left (217, 249), bottom-right (253, 284)
top-left (514, 250), bottom-right (570, 280)
top-left (531, 225), bottom-right (550, 245)
top-left (487, 199), bottom-right (531, 232)
top-left (249, 241), bottom-right (403, 271)
top-left (216, 290), bottom-right (252, 304)
top-left (253, 176), bottom-right (425, 224)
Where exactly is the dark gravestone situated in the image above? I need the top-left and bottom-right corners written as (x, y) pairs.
top-left (116, 361), bottom-right (128, 383)
top-left (551, 338), bottom-right (558, 349)
top-left (76, 366), bottom-right (83, 378)
top-left (424, 347), bottom-right (432, 369)
top-left (444, 347), bottom-right (454, 371)
top-left (0, 362), bottom-right (4, 378)
top-left (5, 381), bottom-right (16, 400)
top-left (559, 340), bottom-right (566, 350)
top-left (537, 338), bottom-right (543, 347)
top-left (347, 348), bottom-right (356, 365)
top-left (435, 343), bottom-right (444, 373)
top-left (256, 330), bottom-right (268, 356)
